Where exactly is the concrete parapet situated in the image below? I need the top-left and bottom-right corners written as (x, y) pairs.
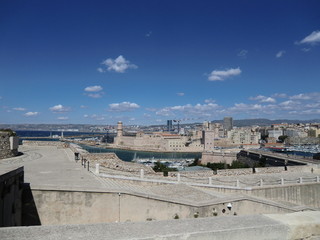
top-left (1, 211), bottom-right (320, 240)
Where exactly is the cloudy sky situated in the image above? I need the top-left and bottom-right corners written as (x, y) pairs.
top-left (1, 0), bottom-right (320, 125)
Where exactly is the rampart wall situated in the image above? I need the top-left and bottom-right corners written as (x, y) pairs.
top-left (29, 188), bottom-right (296, 225)
top-left (0, 132), bottom-right (19, 159)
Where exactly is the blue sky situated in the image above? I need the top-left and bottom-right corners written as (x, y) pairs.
top-left (1, 0), bottom-right (320, 125)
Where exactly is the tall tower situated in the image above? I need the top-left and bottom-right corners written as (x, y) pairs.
top-left (117, 121), bottom-right (123, 137)
top-left (167, 120), bottom-right (173, 132)
top-left (223, 117), bottom-right (233, 132)
top-left (202, 130), bottom-right (215, 151)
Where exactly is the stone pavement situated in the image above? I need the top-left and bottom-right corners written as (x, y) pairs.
top-left (0, 145), bottom-right (230, 203)
top-left (0, 145), bottom-right (107, 192)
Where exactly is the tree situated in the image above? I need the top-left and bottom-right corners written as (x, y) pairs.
top-left (152, 161), bottom-right (177, 172)
top-left (278, 135), bottom-right (288, 143)
top-left (188, 158), bottom-right (199, 166)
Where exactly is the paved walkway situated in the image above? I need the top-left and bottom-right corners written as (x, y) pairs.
top-left (0, 145), bottom-right (231, 202)
top-left (0, 145), bottom-right (107, 191)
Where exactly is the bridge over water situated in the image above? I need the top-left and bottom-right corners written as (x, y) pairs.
top-left (239, 149), bottom-right (320, 166)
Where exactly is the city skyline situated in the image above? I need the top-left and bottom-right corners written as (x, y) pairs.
top-left (1, 0), bottom-right (320, 125)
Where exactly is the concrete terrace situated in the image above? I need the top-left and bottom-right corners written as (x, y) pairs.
top-left (1, 144), bottom-right (319, 211)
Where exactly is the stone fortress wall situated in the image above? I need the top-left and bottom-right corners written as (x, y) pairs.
top-left (0, 131), bottom-right (19, 159)
top-left (113, 121), bottom-right (203, 152)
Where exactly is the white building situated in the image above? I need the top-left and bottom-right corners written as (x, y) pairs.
top-left (227, 128), bottom-right (261, 145)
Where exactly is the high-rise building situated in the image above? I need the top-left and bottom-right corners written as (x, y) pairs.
top-left (223, 117), bottom-right (233, 132)
top-left (167, 120), bottom-right (173, 132)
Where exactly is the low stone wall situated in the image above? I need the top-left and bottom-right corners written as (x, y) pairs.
top-left (201, 151), bottom-right (238, 165)
top-left (160, 170), bottom-right (214, 178)
top-left (22, 140), bottom-right (67, 148)
top-left (217, 165), bottom-right (310, 176)
top-left (217, 168), bottom-right (253, 176)
top-left (82, 153), bottom-right (155, 174)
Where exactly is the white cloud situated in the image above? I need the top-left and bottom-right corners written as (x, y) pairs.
top-left (49, 104), bottom-right (71, 113)
top-left (276, 50), bottom-right (286, 58)
top-left (156, 108), bottom-right (174, 117)
top-left (80, 105), bottom-right (88, 109)
top-left (208, 67), bottom-right (241, 81)
top-left (84, 85), bottom-right (103, 92)
top-left (145, 31), bottom-right (152, 37)
top-left (250, 95), bottom-right (276, 103)
top-left (272, 93), bottom-right (287, 98)
top-left (238, 49), bottom-right (248, 58)
top-left (100, 55), bottom-right (138, 73)
top-left (95, 117), bottom-right (105, 121)
top-left (204, 98), bottom-right (215, 103)
top-left (302, 48), bottom-right (311, 52)
top-left (299, 30), bottom-right (320, 45)
top-left (289, 92), bottom-right (320, 102)
top-left (290, 93), bottom-right (311, 100)
top-left (84, 114), bottom-right (105, 121)
top-left (108, 102), bottom-right (140, 112)
top-left (156, 103), bottom-right (220, 118)
top-left (145, 108), bottom-right (157, 112)
top-left (232, 103), bottom-right (264, 111)
top-left (177, 92), bottom-right (185, 96)
top-left (13, 107), bottom-right (26, 111)
top-left (0, 96), bottom-right (2, 100)
top-left (87, 93), bottom-right (104, 98)
top-left (57, 116), bottom-right (69, 120)
top-left (24, 112), bottom-right (39, 117)
top-left (97, 67), bottom-right (105, 73)
top-left (279, 100), bottom-right (298, 110)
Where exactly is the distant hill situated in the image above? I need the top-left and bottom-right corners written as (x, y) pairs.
top-left (1, 118), bottom-right (320, 131)
top-left (211, 118), bottom-right (320, 127)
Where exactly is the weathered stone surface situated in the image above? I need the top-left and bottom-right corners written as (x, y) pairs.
top-left (0, 132), bottom-right (18, 159)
